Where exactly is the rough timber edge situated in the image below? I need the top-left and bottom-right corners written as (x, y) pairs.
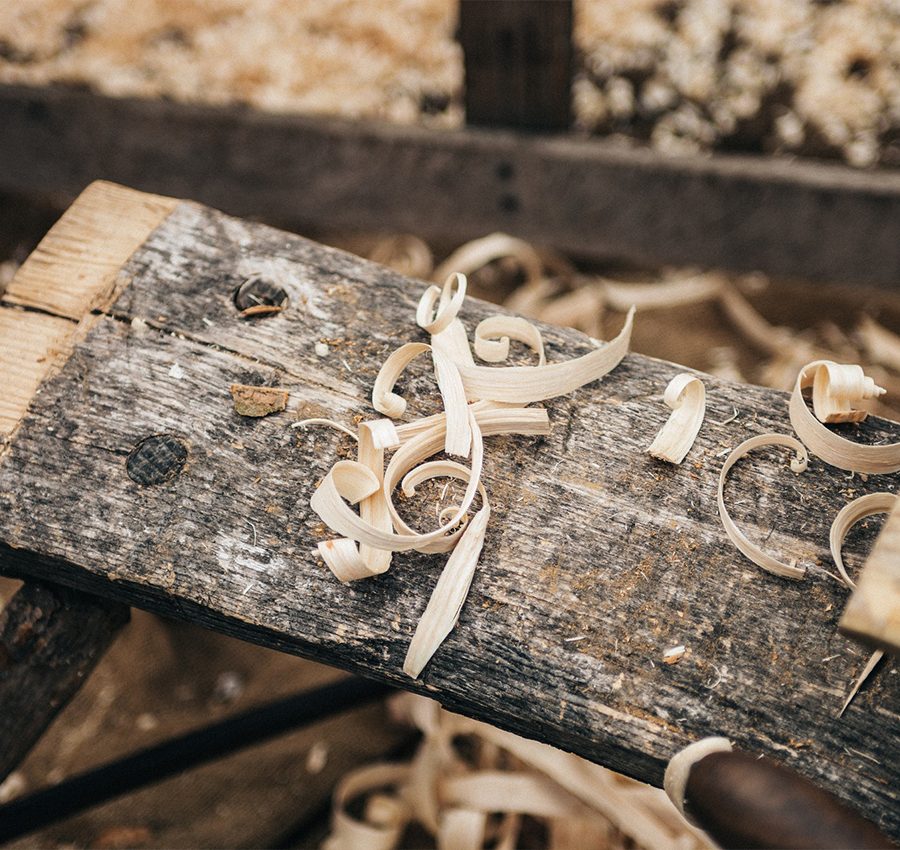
top-left (0, 181), bottom-right (178, 441)
top-left (840, 499), bottom-right (900, 655)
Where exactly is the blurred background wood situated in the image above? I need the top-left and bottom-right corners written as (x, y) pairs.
top-left (460, 0), bottom-right (573, 130)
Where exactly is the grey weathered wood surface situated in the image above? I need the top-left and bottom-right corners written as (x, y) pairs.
top-left (0, 581), bottom-right (128, 780)
top-left (0, 197), bottom-right (898, 836)
top-left (1, 83), bottom-right (900, 287)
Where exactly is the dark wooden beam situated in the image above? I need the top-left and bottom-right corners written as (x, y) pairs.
top-left (0, 85), bottom-right (899, 287)
top-left (0, 183), bottom-right (897, 837)
top-left (460, 0), bottom-right (573, 130)
top-left (0, 580), bottom-right (128, 781)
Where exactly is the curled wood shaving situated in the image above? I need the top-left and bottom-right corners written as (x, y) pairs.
top-left (663, 737), bottom-right (733, 819)
top-left (829, 492), bottom-right (898, 590)
top-left (789, 360), bottom-right (900, 473)
top-left (309, 268), bottom-right (634, 677)
top-left (717, 434), bottom-right (809, 579)
top-left (455, 308), bottom-right (635, 404)
top-left (403, 473), bottom-right (490, 677)
top-left (431, 233), bottom-right (544, 288)
top-left (368, 234), bottom-right (434, 279)
top-left (416, 272), bottom-right (467, 335)
top-left (604, 273), bottom-right (724, 312)
top-left (473, 315), bottom-right (546, 366)
top-left (373, 340), bottom-right (471, 457)
top-left (324, 694), bottom-right (714, 850)
top-left (647, 374), bottom-right (706, 464)
top-left (717, 283), bottom-right (795, 354)
top-left (828, 492), bottom-right (894, 717)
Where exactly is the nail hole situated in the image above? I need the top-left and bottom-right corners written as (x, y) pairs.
top-left (126, 434), bottom-right (189, 485)
top-left (233, 277), bottom-right (289, 317)
top-left (496, 161), bottom-right (514, 180)
top-left (499, 193), bottom-right (520, 213)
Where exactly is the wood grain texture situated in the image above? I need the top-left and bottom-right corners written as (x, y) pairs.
top-left (841, 500), bottom-right (900, 653)
top-left (0, 198), bottom-right (897, 836)
top-left (0, 581), bottom-right (128, 781)
top-left (1, 84), bottom-right (900, 286)
top-left (1, 181), bottom-right (178, 445)
top-left (4, 181), bottom-right (176, 319)
top-left (0, 308), bottom-right (73, 438)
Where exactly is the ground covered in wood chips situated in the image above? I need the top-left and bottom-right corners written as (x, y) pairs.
top-left (0, 0), bottom-right (898, 166)
top-left (2, 193), bottom-right (899, 847)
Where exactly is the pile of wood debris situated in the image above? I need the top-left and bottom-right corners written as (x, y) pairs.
top-left (1, 0), bottom-right (898, 166)
top-left (349, 230), bottom-right (900, 421)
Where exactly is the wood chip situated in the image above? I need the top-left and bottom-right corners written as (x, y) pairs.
top-left (324, 693), bottom-right (715, 850)
top-left (663, 645), bottom-right (686, 664)
top-left (229, 384), bottom-right (289, 417)
top-left (647, 374), bottom-right (706, 464)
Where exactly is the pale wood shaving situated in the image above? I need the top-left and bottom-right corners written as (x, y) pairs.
top-left (828, 492), bottom-right (895, 716)
top-left (604, 273), bottom-right (724, 312)
top-left (647, 374), bottom-right (706, 464)
top-left (473, 315), bottom-right (546, 366)
top-left (323, 694), bottom-right (715, 850)
top-left (717, 433), bottom-right (809, 579)
top-left (857, 316), bottom-right (900, 374)
top-left (829, 492), bottom-right (897, 590)
top-left (663, 737), bottom-right (733, 819)
top-left (431, 233), bottom-right (544, 288)
top-left (789, 360), bottom-right (900, 473)
top-left (309, 268), bottom-right (633, 677)
top-left (838, 649), bottom-right (885, 718)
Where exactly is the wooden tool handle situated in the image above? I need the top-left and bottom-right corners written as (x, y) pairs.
top-left (685, 750), bottom-right (895, 849)
top-left (840, 499), bottom-right (900, 655)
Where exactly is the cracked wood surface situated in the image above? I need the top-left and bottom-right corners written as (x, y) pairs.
top-left (0, 186), bottom-right (897, 836)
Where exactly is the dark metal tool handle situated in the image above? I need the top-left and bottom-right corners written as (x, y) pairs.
top-left (685, 749), bottom-right (895, 849)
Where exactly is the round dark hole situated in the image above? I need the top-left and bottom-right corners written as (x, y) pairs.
top-left (126, 434), bottom-right (189, 485)
top-left (233, 277), bottom-right (289, 315)
top-left (499, 193), bottom-right (520, 214)
top-left (847, 57), bottom-right (872, 79)
top-left (496, 161), bottom-right (514, 180)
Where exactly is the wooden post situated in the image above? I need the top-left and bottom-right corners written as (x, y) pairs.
top-left (840, 502), bottom-right (900, 655)
top-left (460, 0), bottom-right (573, 130)
top-left (0, 581), bottom-right (128, 781)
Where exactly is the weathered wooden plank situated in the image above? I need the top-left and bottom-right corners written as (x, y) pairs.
top-left (460, 0), bottom-right (573, 130)
top-left (0, 187), bottom-right (897, 836)
top-left (1, 84), bottom-right (900, 287)
top-left (0, 580), bottom-right (128, 781)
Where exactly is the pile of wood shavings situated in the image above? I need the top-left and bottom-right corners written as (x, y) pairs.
top-left (350, 230), bottom-right (900, 420)
top-left (0, 0), bottom-right (462, 124)
top-left (322, 692), bottom-right (715, 850)
top-left (306, 270), bottom-right (634, 678)
top-left (348, 230), bottom-right (898, 717)
top-left (1, 0), bottom-right (898, 166)
top-left (575, 0), bottom-right (900, 167)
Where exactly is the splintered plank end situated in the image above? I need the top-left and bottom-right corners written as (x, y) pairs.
top-left (4, 180), bottom-right (177, 319)
top-left (840, 500), bottom-right (900, 654)
top-left (0, 181), bottom-right (178, 441)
